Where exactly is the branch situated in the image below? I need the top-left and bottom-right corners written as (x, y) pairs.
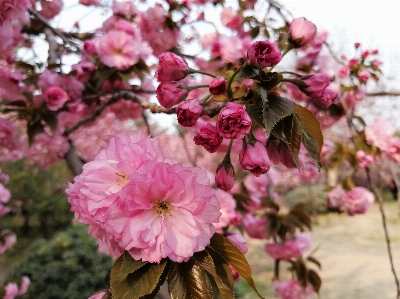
top-left (323, 42), bottom-right (345, 65)
top-left (43, 28), bottom-right (59, 65)
top-left (63, 91), bottom-right (223, 136)
top-left (64, 139), bottom-right (84, 176)
top-left (365, 167), bottom-right (400, 299)
top-left (367, 92), bottom-right (400, 97)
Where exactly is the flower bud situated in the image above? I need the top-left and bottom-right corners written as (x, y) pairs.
top-left (44, 86), bottom-right (69, 111)
top-left (247, 41), bottom-right (282, 68)
top-left (193, 123), bottom-right (223, 153)
top-left (358, 70), bottom-right (370, 83)
top-left (300, 73), bottom-right (330, 97)
top-left (215, 162), bottom-right (235, 192)
top-left (209, 78), bottom-right (228, 95)
top-left (216, 102), bottom-right (251, 139)
top-left (155, 52), bottom-right (189, 83)
top-left (239, 140), bottom-right (271, 176)
top-left (311, 88), bottom-right (339, 108)
top-left (288, 17), bottom-right (317, 48)
top-left (176, 99), bottom-right (204, 127)
top-left (156, 83), bottom-right (188, 108)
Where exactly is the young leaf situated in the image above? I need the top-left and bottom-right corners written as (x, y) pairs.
top-left (307, 269), bottom-right (322, 293)
top-left (192, 251), bottom-right (233, 299)
top-left (293, 104), bottom-right (324, 167)
top-left (41, 112), bottom-right (58, 134)
top-left (209, 233), bottom-right (264, 299)
top-left (27, 120), bottom-right (44, 146)
top-left (110, 255), bottom-right (168, 299)
top-left (260, 91), bottom-right (296, 135)
top-left (168, 259), bottom-right (214, 299)
top-left (118, 251), bottom-right (148, 281)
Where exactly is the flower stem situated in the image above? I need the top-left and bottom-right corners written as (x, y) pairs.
top-left (188, 69), bottom-right (217, 78)
top-left (200, 94), bottom-right (212, 105)
top-left (227, 65), bottom-right (244, 97)
top-left (223, 139), bottom-right (234, 163)
top-left (280, 71), bottom-right (303, 77)
top-left (187, 84), bottom-right (210, 91)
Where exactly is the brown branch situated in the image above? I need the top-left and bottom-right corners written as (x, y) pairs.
top-left (323, 42), bottom-right (345, 65)
top-left (141, 110), bottom-right (152, 136)
top-left (63, 90), bottom-right (223, 136)
top-left (64, 139), bottom-right (84, 176)
top-left (367, 92), bottom-right (400, 97)
top-left (44, 28), bottom-right (59, 65)
top-left (365, 167), bottom-right (400, 299)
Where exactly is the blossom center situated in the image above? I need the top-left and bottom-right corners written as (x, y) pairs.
top-left (115, 171), bottom-right (129, 187)
top-left (155, 200), bottom-right (170, 216)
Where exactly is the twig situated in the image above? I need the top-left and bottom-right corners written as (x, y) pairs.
top-left (141, 110), bottom-right (152, 136)
top-left (44, 28), bottom-right (59, 65)
top-left (63, 91), bottom-right (223, 136)
top-left (323, 42), bottom-right (344, 65)
top-left (366, 92), bottom-right (400, 97)
top-left (365, 167), bottom-right (400, 299)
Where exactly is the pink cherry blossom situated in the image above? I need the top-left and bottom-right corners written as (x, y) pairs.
top-left (239, 140), bottom-right (271, 176)
top-left (0, 118), bottom-right (19, 152)
top-left (356, 150), bottom-right (374, 168)
top-left (0, 231), bottom-right (16, 254)
top-left (88, 291), bottom-right (108, 299)
top-left (209, 78), bottom-right (228, 95)
top-left (311, 87), bottom-right (339, 108)
top-left (328, 185), bottom-right (374, 216)
top-left (214, 189), bottom-right (238, 230)
top-left (215, 162), bottom-right (235, 192)
top-left (156, 83), bottom-right (188, 108)
top-left (67, 132), bottom-right (221, 263)
top-left (3, 283), bottom-right (18, 299)
top-left (43, 86), bottom-right (69, 111)
top-left (83, 40), bottom-right (97, 56)
top-left (0, 0), bottom-right (31, 26)
top-left (79, 0), bottom-right (100, 6)
top-left (39, 0), bottom-right (63, 20)
top-left (155, 53), bottom-right (189, 83)
top-left (265, 232), bottom-right (312, 261)
top-left (216, 102), bottom-right (252, 139)
top-left (247, 41), bottom-right (282, 68)
top-left (176, 99), bottom-right (204, 127)
top-left (0, 68), bottom-right (25, 101)
top-left (27, 133), bottom-right (70, 167)
top-left (97, 31), bottom-right (146, 70)
top-left (338, 65), bottom-right (349, 79)
top-left (38, 69), bottom-right (84, 100)
top-left (273, 279), bottom-right (314, 299)
top-left (365, 117), bottom-right (395, 151)
top-left (301, 73), bottom-right (330, 97)
top-left (242, 214), bottom-right (268, 239)
top-left (358, 69), bottom-right (371, 83)
top-left (193, 124), bottom-right (223, 153)
top-left (221, 7), bottom-right (243, 30)
top-left (288, 17), bottom-right (317, 48)
top-left (226, 232), bottom-right (248, 254)
top-left (386, 138), bottom-right (400, 163)
top-left (342, 88), bottom-right (365, 110)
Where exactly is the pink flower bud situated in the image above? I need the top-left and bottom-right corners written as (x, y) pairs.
top-left (311, 88), bottom-right (339, 108)
top-left (371, 59), bottom-right (383, 68)
top-left (358, 69), bottom-right (370, 83)
top-left (239, 140), bottom-right (271, 176)
top-left (338, 65), bottom-right (349, 79)
top-left (216, 102), bottom-right (252, 139)
top-left (361, 50), bottom-right (370, 59)
top-left (356, 150), bottom-right (374, 169)
top-left (155, 52), bottom-right (189, 83)
top-left (83, 40), bottom-right (97, 55)
top-left (193, 124), bottom-right (223, 153)
top-left (288, 17), bottom-right (317, 48)
top-left (176, 99), bottom-right (204, 127)
top-left (354, 42), bottom-right (361, 49)
top-left (156, 83), bottom-right (188, 108)
top-left (266, 141), bottom-right (297, 168)
top-left (247, 41), bottom-right (282, 68)
top-left (242, 214), bottom-right (268, 239)
top-left (348, 58), bottom-right (358, 68)
top-left (44, 86), bottom-right (69, 111)
top-left (215, 162), bottom-right (235, 192)
top-left (301, 73), bottom-right (330, 97)
top-left (209, 78), bottom-right (228, 95)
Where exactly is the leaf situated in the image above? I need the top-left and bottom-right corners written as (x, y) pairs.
top-left (27, 120), bottom-right (44, 146)
top-left (41, 112), bottom-right (58, 134)
top-left (118, 251), bottom-right (148, 281)
top-left (206, 249), bottom-right (235, 296)
top-left (306, 256), bottom-right (322, 270)
top-left (209, 234), bottom-right (264, 298)
top-left (168, 259), bottom-right (214, 299)
top-left (110, 254), bottom-right (168, 299)
top-left (307, 269), bottom-right (322, 293)
top-left (236, 64), bottom-right (259, 81)
top-left (248, 104), bottom-right (265, 128)
top-left (5, 100), bottom-right (27, 107)
top-left (192, 251), bottom-right (233, 299)
top-left (260, 91), bottom-right (296, 135)
top-left (294, 104), bottom-right (324, 167)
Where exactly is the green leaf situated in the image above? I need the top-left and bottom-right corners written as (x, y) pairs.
top-left (168, 259), bottom-right (214, 299)
top-left (260, 90), bottom-right (296, 135)
top-left (110, 254), bottom-right (168, 299)
top-left (294, 104), bottom-right (324, 168)
top-left (118, 251), bottom-right (148, 281)
top-left (236, 64), bottom-right (259, 81)
top-left (209, 234), bottom-right (264, 299)
top-left (192, 251), bottom-right (233, 299)
top-left (41, 112), bottom-right (58, 134)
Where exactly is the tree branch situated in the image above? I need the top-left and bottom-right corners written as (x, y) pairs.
top-left (63, 91), bottom-right (223, 136)
top-left (365, 167), bottom-right (400, 299)
top-left (366, 92), bottom-right (400, 97)
top-left (64, 139), bottom-right (84, 176)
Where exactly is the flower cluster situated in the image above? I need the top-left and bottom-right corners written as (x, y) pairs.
top-left (265, 232), bottom-right (312, 261)
top-left (67, 132), bottom-right (221, 263)
top-left (273, 279), bottom-right (314, 299)
top-left (328, 185), bottom-right (375, 216)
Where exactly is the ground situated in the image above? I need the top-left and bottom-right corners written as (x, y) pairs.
top-left (242, 202), bottom-right (400, 299)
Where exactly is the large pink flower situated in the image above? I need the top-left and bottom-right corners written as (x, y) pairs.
top-left (216, 102), bottom-right (252, 139)
top-left (67, 132), bottom-right (221, 263)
